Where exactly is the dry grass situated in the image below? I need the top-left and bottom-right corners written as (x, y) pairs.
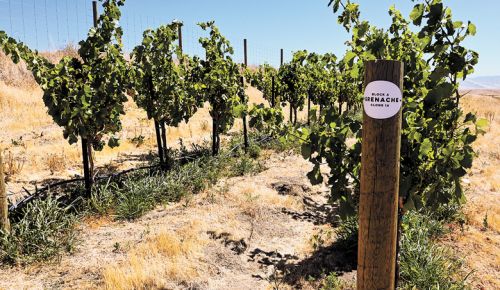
top-left (460, 94), bottom-right (500, 231)
top-left (444, 92), bottom-right (500, 289)
top-left (101, 222), bottom-right (206, 290)
top-left (44, 153), bottom-right (67, 174)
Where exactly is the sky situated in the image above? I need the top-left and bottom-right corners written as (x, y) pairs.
top-left (0, 0), bottom-right (498, 76)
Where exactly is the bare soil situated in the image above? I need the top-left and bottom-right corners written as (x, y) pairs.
top-left (0, 152), bottom-right (355, 290)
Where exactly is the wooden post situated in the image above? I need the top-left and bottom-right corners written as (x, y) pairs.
top-left (240, 76), bottom-right (249, 152)
top-left (0, 148), bottom-right (10, 233)
top-left (92, 1), bottom-right (98, 28)
top-left (307, 91), bottom-right (311, 126)
top-left (178, 24), bottom-right (183, 53)
top-left (271, 75), bottom-right (276, 107)
top-left (358, 60), bottom-right (403, 290)
top-left (242, 40), bottom-right (249, 152)
top-left (243, 39), bottom-right (248, 67)
top-left (280, 49), bottom-right (284, 67)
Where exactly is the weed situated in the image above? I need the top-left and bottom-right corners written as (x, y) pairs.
top-left (267, 256), bottom-right (288, 290)
top-left (482, 212), bottom-right (489, 231)
top-left (129, 134), bottom-right (145, 147)
top-left (324, 207), bottom-right (469, 289)
top-left (310, 228), bottom-right (333, 251)
top-left (113, 242), bottom-right (121, 253)
top-left (45, 153), bottom-right (66, 174)
top-left (430, 202), bottom-right (465, 225)
top-left (0, 198), bottom-right (78, 265)
top-left (334, 215), bottom-right (358, 255)
top-left (321, 272), bottom-right (350, 290)
top-left (115, 177), bottom-right (157, 220)
top-left (86, 180), bottom-right (117, 216)
top-left (248, 143), bottom-right (261, 159)
top-left (3, 150), bottom-right (26, 178)
top-left (231, 155), bottom-right (254, 176)
top-left (230, 155), bottom-right (264, 177)
top-left (399, 211), bottom-right (469, 290)
top-left (10, 136), bottom-right (25, 148)
top-left (200, 120), bottom-right (209, 132)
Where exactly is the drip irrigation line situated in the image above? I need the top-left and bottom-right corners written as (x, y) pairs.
top-left (7, 134), bottom-right (276, 214)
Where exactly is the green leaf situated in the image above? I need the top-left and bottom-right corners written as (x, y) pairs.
top-left (410, 4), bottom-right (425, 25)
top-left (467, 22), bottom-right (477, 36)
top-left (419, 138), bottom-right (433, 158)
top-left (344, 51), bottom-right (356, 64)
top-left (301, 143), bottom-right (312, 159)
top-left (425, 82), bottom-right (454, 105)
top-left (108, 136), bottom-right (120, 148)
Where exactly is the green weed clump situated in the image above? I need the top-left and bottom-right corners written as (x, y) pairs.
top-left (334, 215), bottom-right (358, 255)
top-left (321, 272), bottom-right (352, 290)
top-left (322, 205), bottom-right (469, 289)
top-left (230, 155), bottom-right (260, 177)
top-left (0, 198), bottom-right (78, 265)
top-left (399, 211), bottom-right (469, 290)
top-left (87, 153), bottom-right (230, 221)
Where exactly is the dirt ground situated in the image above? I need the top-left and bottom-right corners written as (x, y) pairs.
top-left (0, 152), bottom-right (347, 290)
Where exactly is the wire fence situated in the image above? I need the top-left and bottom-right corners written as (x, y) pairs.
top-left (0, 0), bottom-right (293, 67)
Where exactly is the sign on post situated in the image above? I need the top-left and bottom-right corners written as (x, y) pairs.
top-left (358, 60), bottom-right (403, 290)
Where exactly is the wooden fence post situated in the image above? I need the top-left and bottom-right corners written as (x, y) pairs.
top-left (92, 1), bottom-right (98, 28)
top-left (307, 91), bottom-right (311, 125)
top-left (280, 48), bottom-right (284, 67)
top-left (271, 75), bottom-right (276, 107)
top-left (178, 24), bottom-right (183, 53)
top-left (242, 39), bottom-right (249, 152)
top-left (0, 148), bottom-right (10, 233)
top-left (358, 60), bottom-right (403, 290)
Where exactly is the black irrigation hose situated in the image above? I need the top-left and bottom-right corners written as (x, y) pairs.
top-left (7, 134), bottom-right (278, 214)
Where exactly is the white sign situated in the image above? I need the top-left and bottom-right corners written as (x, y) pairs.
top-left (363, 80), bottom-right (402, 119)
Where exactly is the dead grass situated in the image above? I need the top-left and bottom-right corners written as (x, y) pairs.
top-left (444, 92), bottom-right (500, 289)
top-left (44, 153), bottom-right (67, 174)
top-left (101, 222), bottom-right (207, 290)
top-left (460, 94), bottom-right (500, 231)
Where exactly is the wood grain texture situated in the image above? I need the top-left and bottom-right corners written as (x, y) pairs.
top-left (358, 60), bottom-right (403, 290)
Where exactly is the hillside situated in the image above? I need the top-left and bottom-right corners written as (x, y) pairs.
top-left (460, 76), bottom-right (500, 90)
